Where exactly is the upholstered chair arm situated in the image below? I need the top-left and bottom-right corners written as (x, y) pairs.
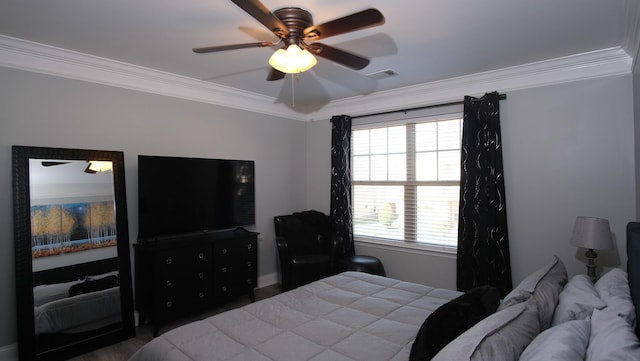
top-left (276, 236), bottom-right (292, 265)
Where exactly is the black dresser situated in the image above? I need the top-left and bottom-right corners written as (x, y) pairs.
top-left (134, 228), bottom-right (258, 335)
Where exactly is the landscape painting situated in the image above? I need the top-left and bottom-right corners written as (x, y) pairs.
top-left (30, 201), bottom-right (117, 258)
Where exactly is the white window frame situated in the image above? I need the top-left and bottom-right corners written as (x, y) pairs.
top-left (351, 104), bottom-right (463, 254)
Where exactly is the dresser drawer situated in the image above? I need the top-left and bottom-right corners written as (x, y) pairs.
top-left (213, 239), bottom-right (255, 261)
top-left (156, 247), bottom-right (209, 271)
top-left (155, 286), bottom-right (212, 321)
top-left (154, 246), bottom-right (211, 296)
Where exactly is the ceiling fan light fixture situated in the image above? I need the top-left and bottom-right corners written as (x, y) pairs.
top-left (268, 44), bottom-right (317, 74)
top-left (87, 160), bottom-right (113, 173)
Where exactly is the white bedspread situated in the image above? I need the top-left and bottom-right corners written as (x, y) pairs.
top-left (129, 271), bottom-right (461, 361)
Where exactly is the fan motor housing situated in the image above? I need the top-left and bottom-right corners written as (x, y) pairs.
top-left (274, 7), bottom-right (313, 44)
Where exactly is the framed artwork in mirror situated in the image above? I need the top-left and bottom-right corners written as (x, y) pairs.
top-left (12, 146), bottom-right (135, 361)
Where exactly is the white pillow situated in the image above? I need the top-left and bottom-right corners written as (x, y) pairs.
top-left (33, 279), bottom-right (83, 306)
top-left (594, 268), bottom-right (635, 326)
top-left (551, 274), bottom-right (606, 327)
top-left (519, 320), bottom-right (590, 361)
top-left (586, 309), bottom-right (640, 361)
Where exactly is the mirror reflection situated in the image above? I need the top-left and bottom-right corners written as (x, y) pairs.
top-left (30, 159), bottom-right (117, 265)
top-left (28, 159), bottom-right (123, 353)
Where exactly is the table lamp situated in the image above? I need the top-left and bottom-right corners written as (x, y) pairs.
top-left (570, 216), bottom-right (613, 282)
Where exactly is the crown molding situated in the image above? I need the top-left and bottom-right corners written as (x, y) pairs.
top-left (0, 35), bottom-right (308, 122)
top-left (0, 35), bottom-right (632, 122)
top-left (310, 47), bottom-right (632, 121)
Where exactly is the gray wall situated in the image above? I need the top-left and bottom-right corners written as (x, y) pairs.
top-left (0, 67), bottom-right (308, 349)
top-left (306, 74), bottom-right (636, 289)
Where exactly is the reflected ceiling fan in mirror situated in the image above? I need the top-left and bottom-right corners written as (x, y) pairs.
top-left (40, 160), bottom-right (112, 173)
top-left (192, 0), bottom-right (385, 81)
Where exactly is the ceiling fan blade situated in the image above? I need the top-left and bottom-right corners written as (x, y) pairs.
top-left (230, 0), bottom-right (289, 38)
top-left (303, 8), bottom-right (384, 40)
top-left (41, 161), bottom-right (70, 167)
top-left (193, 42), bottom-right (274, 53)
top-left (84, 165), bottom-right (97, 174)
top-left (306, 43), bottom-right (370, 70)
top-left (267, 67), bottom-right (286, 81)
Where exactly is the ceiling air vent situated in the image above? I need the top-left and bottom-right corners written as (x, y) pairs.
top-left (367, 69), bottom-right (399, 80)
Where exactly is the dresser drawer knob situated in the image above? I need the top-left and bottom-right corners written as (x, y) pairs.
top-left (198, 272), bottom-right (204, 279)
top-left (198, 252), bottom-right (205, 259)
top-left (247, 244), bottom-right (252, 250)
top-left (199, 292), bottom-right (205, 299)
top-left (221, 286), bottom-right (227, 292)
top-left (166, 301), bottom-right (173, 308)
top-left (221, 248), bottom-right (227, 255)
top-left (246, 261), bottom-right (252, 267)
top-left (165, 258), bottom-right (172, 265)
top-left (221, 267), bottom-right (227, 273)
top-left (246, 279), bottom-right (253, 285)
top-left (166, 280), bottom-right (172, 286)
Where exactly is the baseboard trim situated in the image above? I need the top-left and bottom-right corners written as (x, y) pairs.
top-left (0, 343), bottom-right (18, 361)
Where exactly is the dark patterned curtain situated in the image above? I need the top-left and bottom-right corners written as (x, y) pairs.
top-left (330, 115), bottom-right (355, 256)
top-left (457, 92), bottom-right (512, 297)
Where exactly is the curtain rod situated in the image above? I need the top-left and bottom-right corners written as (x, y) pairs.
top-left (350, 93), bottom-right (506, 120)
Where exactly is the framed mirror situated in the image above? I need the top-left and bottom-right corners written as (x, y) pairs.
top-left (12, 146), bottom-right (135, 361)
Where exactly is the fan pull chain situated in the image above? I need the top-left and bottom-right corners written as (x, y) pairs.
top-left (291, 74), bottom-right (296, 108)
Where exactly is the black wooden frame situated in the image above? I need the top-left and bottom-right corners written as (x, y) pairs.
top-left (12, 145), bottom-right (135, 361)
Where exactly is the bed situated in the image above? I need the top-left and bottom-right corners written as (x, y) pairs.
top-left (32, 257), bottom-right (123, 350)
top-left (34, 283), bottom-right (121, 335)
top-left (129, 223), bottom-right (640, 361)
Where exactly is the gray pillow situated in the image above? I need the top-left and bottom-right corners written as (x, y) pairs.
top-left (551, 274), bottom-right (606, 327)
top-left (432, 299), bottom-right (540, 361)
top-left (409, 285), bottom-right (500, 361)
top-left (519, 320), bottom-right (590, 361)
top-left (531, 257), bottom-right (567, 329)
top-left (498, 256), bottom-right (563, 311)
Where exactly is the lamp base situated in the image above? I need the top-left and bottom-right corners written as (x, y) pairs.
top-left (585, 248), bottom-right (598, 283)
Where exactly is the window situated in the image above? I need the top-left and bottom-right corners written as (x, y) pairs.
top-left (352, 114), bottom-right (462, 249)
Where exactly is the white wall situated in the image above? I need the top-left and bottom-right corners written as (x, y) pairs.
top-left (306, 74), bottom-right (636, 290)
top-left (0, 67), bottom-right (309, 349)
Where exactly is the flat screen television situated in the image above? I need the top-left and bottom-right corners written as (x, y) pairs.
top-left (137, 155), bottom-right (255, 239)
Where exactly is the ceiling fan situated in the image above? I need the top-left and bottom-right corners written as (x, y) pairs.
top-left (192, 0), bottom-right (385, 81)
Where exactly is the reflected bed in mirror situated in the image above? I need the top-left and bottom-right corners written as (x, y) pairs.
top-left (12, 146), bottom-right (135, 361)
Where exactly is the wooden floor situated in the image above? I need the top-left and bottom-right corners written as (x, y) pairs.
top-left (69, 284), bottom-right (282, 361)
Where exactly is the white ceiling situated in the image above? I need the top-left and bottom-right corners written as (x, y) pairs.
top-left (0, 0), bottom-right (634, 117)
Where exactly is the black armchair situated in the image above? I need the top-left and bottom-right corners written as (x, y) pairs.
top-left (274, 210), bottom-right (343, 291)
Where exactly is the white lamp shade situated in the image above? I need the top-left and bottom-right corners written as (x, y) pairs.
top-left (570, 216), bottom-right (613, 250)
top-left (268, 44), bottom-right (317, 74)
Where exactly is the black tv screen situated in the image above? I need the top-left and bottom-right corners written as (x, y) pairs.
top-left (137, 155), bottom-right (255, 239)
